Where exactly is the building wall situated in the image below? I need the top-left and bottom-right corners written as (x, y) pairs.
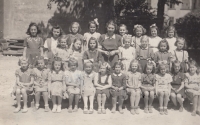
top-left (3, 0), bottom-right (56, 39)
top-left (0, 0), bottom-right (4, 39)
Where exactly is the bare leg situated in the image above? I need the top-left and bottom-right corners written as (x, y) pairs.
top-left (14, 89), bottom-right (21, 113)
top-left (111, 96), bottom-right (117, 113)
top-left (89, 96), bottom-right (94, 110)
top-left (74, 94), bottom-right (80, 112)
top-left (130, 90), bottom-right (136, 108)
top-left (118, 95), bottom-right (124, 114)
top-left (170, 93), bottom-right (177, 106)
top-left (149, 91), bottom-right (154, 106)
top-left (21, 89), bottom-right (28, 109)
top-left (42, 92), bottom-right (49, 106)
top-left (68, 94), bottom-right (74, 108)
top-left (97, 94), bottom-right (102, 109)
top-left (102, 94), bottom-right (107, 109)
top-left (51, 96), bottom-right (57, 113)
top-left (192, 95), bottom-right (198, 116)
top-left (35, 92), bottom-right (41, 106)
top-left (83, 96), bottom-right (88, 109)
top-left (164, 92), bottom-right (169, 115)
top-left (144, 91), bottom-right (149, 108)
top-left (135, 91), bottom-right (141, 114)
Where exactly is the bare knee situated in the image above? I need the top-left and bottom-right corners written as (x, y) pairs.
top-left (170, 93), bottom-right (176, 98)
top-left (164, 92), bottom-right (169, 97)
top-left (130, 90), bottom-right (136, 96)
top-left (97, 94), bottom-right (101, 98)
top-left (158, 92), bottom-right (164, 97)
top-left (144, 91), bottom-right (149, 97)
top-left (177, 94), bottom-right (182, 99)
top-left (16, 89), bottom-right (21, 95)
top-left (21, 89), bottom-right (27, 94)
top-left (150, 91), bottom-right (154, 98)
top-left (102, 94), bottom-right (106, 98)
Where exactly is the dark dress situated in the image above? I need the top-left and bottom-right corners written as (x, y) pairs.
top-left (110, 73), bottom-right (127, 99)
top-left (83, 49), bottom-right (103, 72)
top-left (99, 34), bottom-right (122, 70)
top-left (171, 72), bottom-right (186, 97)
top-left (173, 50), bottom-right (188, 73)
top-left (96, 73), bottom-right (110, 98)
top-left (141, 73), bottom-right (156, 92)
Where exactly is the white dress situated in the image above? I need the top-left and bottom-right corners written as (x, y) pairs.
top-left (166, 37), bottom-right (176, 53)
top-left (149, 36), bottom-right (162, 53)
top-left (119, 46), bottom-right (136, 71)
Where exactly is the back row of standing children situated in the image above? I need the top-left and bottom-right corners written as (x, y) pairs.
top-left (13, 19), bottom-right (200, 116)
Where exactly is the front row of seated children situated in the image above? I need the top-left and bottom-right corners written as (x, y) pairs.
top-left (13, 56), bottom-right (200, 116)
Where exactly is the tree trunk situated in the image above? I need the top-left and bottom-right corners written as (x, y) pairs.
top-left (157, 0), bottom-right (167, 30)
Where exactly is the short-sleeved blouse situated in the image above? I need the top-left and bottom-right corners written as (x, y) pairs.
top-left (64, 70), bottom-right (82, 86)
top-left (149, 36), bottom-right (162, 52)
top-left (23, 36), bottom-right (43, 49)
top-left (15, 68), bottom-right (34, 83)
top-left (172, 50), bottom-right (188, 62)
top-left (154, 51), bottom-right (172, 64)
top-left (156, 74), bottom-right (172, 88)
top-left (98, 34), bottom-right (122, 51)
top-left (32, 68), bottom-right (50, 83)
top-left (44, 37), bottom-right (58, 50)
top-left (119, 46), bottom-right (136, 60)
top-left (48, 70), bottom-right (65, 82)
top-left (185, 73), bottom-right (200, 87)
top-left (126, 72), bottom-right (142, 87)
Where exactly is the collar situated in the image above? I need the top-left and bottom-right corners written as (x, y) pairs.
top-left (175, 49), bottom-right (183, 52)
top-left (51, 37), bottom-right (58, 41)
top-left (113, 73), bottom-right (122, 76)
top-left (105, 34), bottom-right (116, 39)
top-left (89, 49), bottom-right (97, 52)
top-left (20, 68), bottom-right (29, 73)
top-left (140, 46), bottom-right (148, 50)
top-left (159, 51), bottom-right (168, 54)
top-left (84, 71), bottom-right (94, 77)
top-left (52, 70), bottom-right (62, 74)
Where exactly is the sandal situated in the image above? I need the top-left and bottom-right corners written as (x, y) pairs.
top-left (44, 106), bottom-right (49, 112)
top-left (22, 107), bottom-right (28, 113)
top-left (149, 106), bottom-right (153, 113)
top-left (13, 107), bottom-right (21, 113)
top-left (52, 105), bottom-right (57, 113)
top-left (89, 109), bottom-right (94, 114)
top-left (97, 108), bottom-right (102, 114)
top-left (159, 108), bottom-right (164, 115)
top-left (73, 106), bottom-right (78, 112)
top-left (144, 107), bottom-right (148, 113)
top-left (83, 107), bottom-right (88, 114)
top-left (102, 108), bottom-right (106, 114)
top-left (68, 106), bottom-right (73, 113)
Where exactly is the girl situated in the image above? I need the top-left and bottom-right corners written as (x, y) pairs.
top-left (148, 24), bottom-right (162, 53)
top-left (82, 60), bottom-right (97, 114)
top-left (119, 34), bottom-right (136, 72)
top-left (14, 57), bottom-right (34, 113)
top-left (67, 22), bottom-right (84, 49)
top-left (156, 63), bottom-right (172, 115)
top-left (118, 24), bottom-right (128, 46)
top-left (110, 61), bottom-right (127, 114)
top-left (83, 37), bottom-right (103, 72)
top-left (70, 38), bottom-right (84, 71)
top-left (48, 57), bottom-right (65, 113)
top-left (65, 58), bottom-right (82, 113)
top-left (126, 60), bottom-right (142, 115)
top-left (170, 60), bottom-right (186, 112)
top-left (95, 62), bottom-right (112, 114)
top-left (185, 59), bottom-right (200, 116)
top-left (132, 24), bottom-right (146, 48)
top-left (154, 39), bottom-right (173, 73)
top-left (23, 22), bottom-right (44, 67)
top-left (83, 19), bottom-right (101, 50)
top-left (141, 61), bottom-right (156, 113)
top-left (172, 37), bottom-right (188, 73)
top-left (32, 56), bottom-right (50, 112)
top-left (98, 20), bottom-right (122, 71)
top-left (165, 26), bottom-right (177, 53)
top-left (136, 35), bottom-right (154, 73)
top-left (52, 35), bottom-right (72, 70)
top-left (44, 25), bottom-right (62, 66)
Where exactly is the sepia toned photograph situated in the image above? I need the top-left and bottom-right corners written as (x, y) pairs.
top-left (0, 0), bottom-right (200, 125)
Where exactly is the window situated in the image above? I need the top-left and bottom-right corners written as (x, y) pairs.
top-left (181, 0), bottom-right (190, 10)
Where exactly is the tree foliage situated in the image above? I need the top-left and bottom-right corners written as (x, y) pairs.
top-left (175, 11), bottom-right (200, 49)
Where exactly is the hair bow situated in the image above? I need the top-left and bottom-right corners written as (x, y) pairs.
top-left (148, 60), bottom-right (156, 67)
top-left (158, 60), bottom-right (168, 65)
top-left (84, 59), bottom-right (94, 64)
top-left (150, 24), bottom-right (156, 28)
top-left (134, 24), bottom-right (141, 28)
top-left (94, 18), bottom-right (99, 26)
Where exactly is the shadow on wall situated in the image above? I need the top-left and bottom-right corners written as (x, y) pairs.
top-left (47, 0), bottom-right (115, 35)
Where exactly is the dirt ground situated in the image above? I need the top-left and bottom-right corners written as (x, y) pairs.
top-left (0, 55), bottom-right (199, 125)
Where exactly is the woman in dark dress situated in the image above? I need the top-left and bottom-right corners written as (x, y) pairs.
top-left (98, 20), bottom-right (122, 71)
